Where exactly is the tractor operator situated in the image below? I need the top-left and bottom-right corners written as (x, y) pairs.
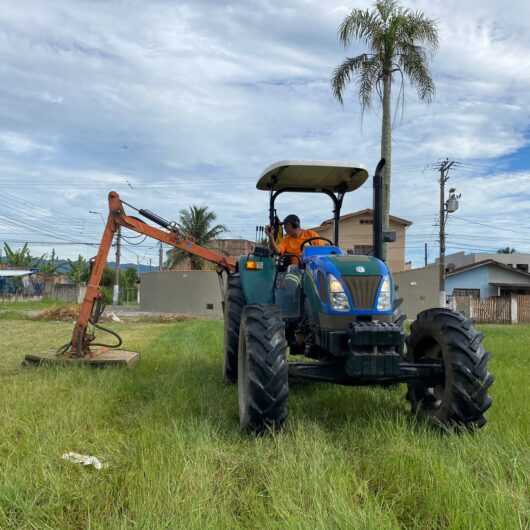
top-left (266, 214), bottom-right (322, 259)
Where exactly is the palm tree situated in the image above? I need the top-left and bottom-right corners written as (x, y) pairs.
top-left (331, 0), bottom-right (438, 257)
top-left (166, 206), bottom-right (226, 270)
top-left (3, 242), bottom-right (33, 267)
top-left (67, 255), bottom-right (89, 284)
top-left (36, 248), bottom-right (61, 275)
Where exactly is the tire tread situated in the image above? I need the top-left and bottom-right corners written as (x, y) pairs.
top-left (406, 307), bottom-right (493, 431)
top-left (239, 305), bottom-right (288, 433)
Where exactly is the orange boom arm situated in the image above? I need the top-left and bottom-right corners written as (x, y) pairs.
top-left (68, 191), bottom-right (236, 357)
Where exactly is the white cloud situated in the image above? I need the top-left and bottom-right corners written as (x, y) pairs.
top-left (40, 92), bottom-right (64, 104)
top-left (0, 0), bottom-right (529, 264)
top-left (0, 131), bottom-right (54, 155)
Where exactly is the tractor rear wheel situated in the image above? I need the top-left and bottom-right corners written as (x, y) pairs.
top-left (406, 308), bottom-right (494, 431)
top-left (238, 305), bottom-right (288, 434)
top-left (223, 274), bottom-right (244, 384)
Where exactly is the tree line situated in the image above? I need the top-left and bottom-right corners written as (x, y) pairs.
top-left (1, 242), bottom-right (139, 292)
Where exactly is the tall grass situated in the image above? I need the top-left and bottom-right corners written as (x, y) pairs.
top-left (0, 297), bottom-right (70, 310)
top-left (0, 318), bottom-right (528, 529)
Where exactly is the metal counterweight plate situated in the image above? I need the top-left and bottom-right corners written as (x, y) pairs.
top-left (23, 349), bottom-right (140, 368)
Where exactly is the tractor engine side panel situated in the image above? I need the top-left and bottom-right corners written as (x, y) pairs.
top-left (238, 256), bottom-right (275, 305)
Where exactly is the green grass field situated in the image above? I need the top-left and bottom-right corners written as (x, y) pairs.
top-left (0, 308), bottom-right (528, 529)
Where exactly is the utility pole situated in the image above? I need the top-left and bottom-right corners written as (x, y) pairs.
top-left (424, 242), bottom-right (428, 267)
top-left (136, 255), bottom-right (141, 305)
top-left (158, 242), bottom-right (163, 271)
top-left (435, 159), bottom-right (460, 307)
top-left (113, 226), bottom-right (121, 305)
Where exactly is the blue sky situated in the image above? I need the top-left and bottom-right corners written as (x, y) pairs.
top-left (1, 0), bottom-right (530, 267)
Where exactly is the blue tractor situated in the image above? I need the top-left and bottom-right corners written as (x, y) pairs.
top-left (224, 159), bottom-right (493, 434)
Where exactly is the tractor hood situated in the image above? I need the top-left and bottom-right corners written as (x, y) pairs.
top-left (324, 255), bottom-right (386, 277)
top-left (304, 253), bottom-right (393, 316)
top-left (306, 253), bottom-right (388, 277)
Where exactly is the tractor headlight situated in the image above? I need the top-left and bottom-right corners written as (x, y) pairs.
top-left (328, 274), bottom-right (350, 311)
top-left (377, 276), bottom-right (392, 311)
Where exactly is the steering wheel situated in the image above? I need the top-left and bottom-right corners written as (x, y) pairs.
top-left (301, 236), bottom-right (333, 249)
top-left (277, 253), bottom-right (302, 270)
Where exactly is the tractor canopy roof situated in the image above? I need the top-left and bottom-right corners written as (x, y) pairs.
top-left (257, 161), bottom-right (369, 193)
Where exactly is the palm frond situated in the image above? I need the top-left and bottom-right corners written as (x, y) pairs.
top-left (398, 42), bottom-right (435, 102)
top-left (3, 242), bottom-right (32, 266)
top-left (338, 9), bottom-right (383, 49)
top-left (358, 57), bottom-right (381, 110)
top-left (399, 11), bottom-right (439, 49)
top-left (331, 54), bottom-right (373, 104)
top-left (204, 224), bottom-right (227, 242)
top-left (165, 248), bottom-right (189, 269)
top-left (376, 0), bottom-right (401, 23)
top-left (3, 242), bottom-right (14, 260)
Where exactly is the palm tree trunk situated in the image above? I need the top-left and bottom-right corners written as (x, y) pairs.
top-left (380, 71), bottom-right (392, 263)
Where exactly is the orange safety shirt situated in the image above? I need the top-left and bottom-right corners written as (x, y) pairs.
top-left (278, 229), bottom-right (323, 257)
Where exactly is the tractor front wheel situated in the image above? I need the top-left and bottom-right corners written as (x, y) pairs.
top-left (238, 305), bottom-right (288, 434)
top-left (406, 308), bottom-right (494, 431)
top-left (223, 274), bottom-right (244, 384)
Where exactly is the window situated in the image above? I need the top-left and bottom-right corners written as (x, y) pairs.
top-left (360, 219), bottom-right (373, 225)
top-left (453, 288), bottom-right (480, 298)
top-left (353, 245), bottom-right (373, 256)
top-left (516, 264), bottom-right (529, 272)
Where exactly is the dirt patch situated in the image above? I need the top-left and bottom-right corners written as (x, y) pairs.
top-left (125, 313), bottom-right (198, 323)
top-left (31, 306), bottom-right (200, 324)
top-left (31, 306), bottom-right (81, 321)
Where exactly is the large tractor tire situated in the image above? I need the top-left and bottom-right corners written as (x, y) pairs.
top-left (223, 274), bottom-right (244, 384)
top-left (406, 308), bottom-right (494, 431)
top-left (238, 305), bottom-right (289, 434)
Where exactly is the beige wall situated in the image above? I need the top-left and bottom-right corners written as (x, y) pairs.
top-left (140, 271), bottom-right (223, 317)
top-left (315, 213), bottom-right (408, 273)
top-left (393, 265), bottom-right (439, 319)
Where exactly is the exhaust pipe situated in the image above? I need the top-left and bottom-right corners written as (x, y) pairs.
top-left (373, 159), bottom-right (385, 262)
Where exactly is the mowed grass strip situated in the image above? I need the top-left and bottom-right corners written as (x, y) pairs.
top-left (0, 316), bottom-right (528, 529)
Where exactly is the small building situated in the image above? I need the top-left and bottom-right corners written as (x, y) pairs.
top-left (0, 268), bottom-right (39, 296)
top-left (169, 238), bottom-right (255, 271)
top-left (446, 260), bottom-right (530, 298)
top-left (394, 259), bottom-right (530, 320)
top-left (312, 209), bottom-right (412, 273)
top-left (440, 251), bottom-right (530, 273)
top-left (210, 238), bottom-right (255, 257)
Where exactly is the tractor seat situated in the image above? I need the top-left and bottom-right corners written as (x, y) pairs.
top-left (302, 246), bottom-right (344, 258)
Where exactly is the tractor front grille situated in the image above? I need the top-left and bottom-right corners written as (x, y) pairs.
top-left (343, 275), bottom-right (381, 310)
